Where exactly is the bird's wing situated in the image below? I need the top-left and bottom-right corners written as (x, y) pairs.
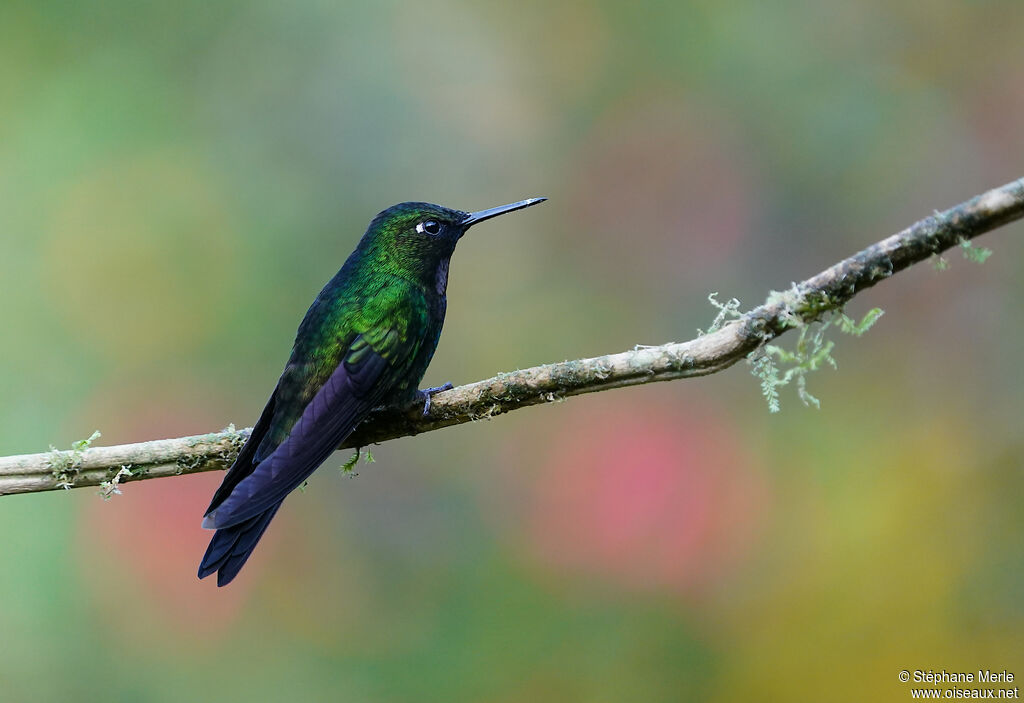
top-left (203, 387), bottom-right (279, 516)
top-left (203, 312), bottom-right (426, 530)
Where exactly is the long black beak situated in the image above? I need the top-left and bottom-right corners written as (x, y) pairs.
top-left (461, 197), bottom-right (547, 228)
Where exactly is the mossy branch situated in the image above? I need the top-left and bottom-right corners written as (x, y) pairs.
top-left (2, 177), bottom-right (1023, 496)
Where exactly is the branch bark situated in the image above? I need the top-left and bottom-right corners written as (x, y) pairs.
top-left (3, 177), bottom-right (1023, 496)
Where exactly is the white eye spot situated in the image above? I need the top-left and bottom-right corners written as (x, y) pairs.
top-left (416, 220), bottom-right (441, 235)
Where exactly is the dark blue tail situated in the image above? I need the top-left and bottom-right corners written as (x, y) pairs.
top-left (198, 504), bottom-right (281, 587)
top-left (198, 338), bottom-right (388, 586)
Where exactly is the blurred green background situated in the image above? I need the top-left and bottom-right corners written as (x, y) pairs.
top-left (1, 1), bottom-right (1022, 701)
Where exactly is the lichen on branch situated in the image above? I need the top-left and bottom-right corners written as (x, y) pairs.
top-left (1, 177), bottom-right (1022, 496)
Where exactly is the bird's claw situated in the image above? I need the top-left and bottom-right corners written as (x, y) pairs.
top-left (418, 382), bottom-right (454, 417)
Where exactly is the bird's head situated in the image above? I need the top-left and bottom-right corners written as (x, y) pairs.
top-left (358, 198), bottom-right (546, 288)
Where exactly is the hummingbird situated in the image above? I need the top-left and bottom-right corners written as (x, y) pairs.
top-left (198, 197), bottom-right (546, 586)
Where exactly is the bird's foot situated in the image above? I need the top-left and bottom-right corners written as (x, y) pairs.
top-left (416, 382), bottom-right (454, 417)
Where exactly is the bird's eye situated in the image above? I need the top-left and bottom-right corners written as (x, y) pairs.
top-left (416, 220), bottom-right (441, 235)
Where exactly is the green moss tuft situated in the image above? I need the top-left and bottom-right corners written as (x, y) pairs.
top-left (339, 446), bottom-right (376, 476)
top-left (747, 307), bottom-right (883, 412)
top-left (699, 292), bottom-right (743, 335)
top-left (98, 466), bottom-right (133, 500)
top-left (48, 430), bottom-right (101, 489)
top-left (958, 237), bottom-right (993, 264)
top-left (340, 448), bottom-right (361, 474)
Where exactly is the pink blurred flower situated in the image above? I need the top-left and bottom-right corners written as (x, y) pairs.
top-left (500, 396), bottom-right (770, 600)
top-left (72, 390), bottom-right (263, 645)
top-left (76, 472), bottom-right (259, 643)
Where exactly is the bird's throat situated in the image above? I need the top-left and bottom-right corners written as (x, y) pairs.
top-left (435, 257), bottom-right (450, 296)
